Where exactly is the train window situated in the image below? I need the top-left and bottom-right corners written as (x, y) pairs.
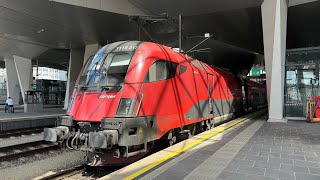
top-left (79, 53), bottom-right (106, 86)
top-left (78, 52), bottom-right (133, 89)
top-left (100, 53), bottom-right (132, 86)
top-left (179, 65), bottom-right (187, 75)
top-left (144, 60), bottom-right (177, 82)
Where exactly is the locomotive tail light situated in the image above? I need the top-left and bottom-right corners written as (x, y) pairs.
top-left (116, 98), bottom-right (136, 116)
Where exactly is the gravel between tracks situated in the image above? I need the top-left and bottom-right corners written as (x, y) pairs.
top-left (0, 133), bottom-right (43, 148)
top-left (0, 150), bottom-right (85, 180)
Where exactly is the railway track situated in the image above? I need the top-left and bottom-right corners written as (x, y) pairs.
top-left (0, 140), bottom-right (59, 162)
top-left (38, 164), bottom-right (121, 180)
top-left (38, 165), bottom-right (85, 180)
top-left (0, 127), bottom-right (49, 139)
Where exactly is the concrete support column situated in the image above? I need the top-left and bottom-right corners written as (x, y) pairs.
top-left (83, 43), bottom-right (101, 65)
top-left (4, 58), bottom-right (20, 105)
top-left (261, 0), bottom-right (288, 122)
top-left (13, 55), bottom-right (33, 104)
top-left (64, 48), bottom-right (85, 109)
top-left (64, 44), bottom-right (100, 109)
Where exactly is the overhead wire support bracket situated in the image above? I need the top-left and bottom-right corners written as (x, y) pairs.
top-left (185, 33), bottom-right (214, 54)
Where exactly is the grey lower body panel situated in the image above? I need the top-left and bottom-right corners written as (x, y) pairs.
top-left (213, 99), bottom-right (242, 118)
top-left (186, 99), bottom-right (243, 122)
top-left (101, 116), bottom-right (157, 146)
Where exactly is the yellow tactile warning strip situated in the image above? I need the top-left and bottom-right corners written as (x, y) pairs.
top-left (183, 116), bottom-right (266, 179)
top-left (99, 109), bottom-right (266, 180)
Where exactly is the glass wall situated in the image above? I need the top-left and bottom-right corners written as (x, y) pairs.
top-left (285, 50), bottom-right (320, 118)
top-left (32, 79), bottom-right (66, 105)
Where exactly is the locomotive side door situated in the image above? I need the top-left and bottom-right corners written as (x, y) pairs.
top-left (207, 74), bottom-right (214, 116)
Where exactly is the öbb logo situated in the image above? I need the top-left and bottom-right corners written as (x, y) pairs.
top-left (99, 95), bottom-right (116, 99)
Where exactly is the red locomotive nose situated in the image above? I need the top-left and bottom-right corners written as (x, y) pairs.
top-left (69, 91), bottom-right (121, 122)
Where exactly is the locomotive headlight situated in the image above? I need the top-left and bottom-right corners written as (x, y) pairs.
top-left (116, 98), bottom-right (135, 116)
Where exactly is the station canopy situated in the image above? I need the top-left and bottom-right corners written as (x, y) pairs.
top-left (0, 0), bottom-right (318, 73)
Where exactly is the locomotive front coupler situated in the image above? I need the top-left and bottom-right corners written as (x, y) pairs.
top-left (43, 115), bottom-right (73, 142)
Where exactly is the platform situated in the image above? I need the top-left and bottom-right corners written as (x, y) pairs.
top-left (0, 104), bottom-right (64, 111)
top-left (100, 109), bottom-right (320, 180)
top-left (0, 108), bottom-right (66, 131)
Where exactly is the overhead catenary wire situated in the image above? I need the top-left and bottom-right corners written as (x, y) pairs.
top-left (185, 34), bottom-right (214, 54)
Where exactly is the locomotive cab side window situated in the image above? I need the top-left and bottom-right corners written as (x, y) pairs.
top-left (100, 53), bottom-right (132, 86)
top-left (144, 60), bottom-right (178, 82)
top-left (179, 64), bottom-right (187, 75)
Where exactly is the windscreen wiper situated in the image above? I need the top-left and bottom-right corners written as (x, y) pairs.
top-left (98, 85), bottom-right (122, 91)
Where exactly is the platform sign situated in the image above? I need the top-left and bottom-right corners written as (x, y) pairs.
top-left (251, 68), bottom-right (261, 76)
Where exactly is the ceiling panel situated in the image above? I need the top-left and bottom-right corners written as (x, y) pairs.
top-left (0, 0), bottom-right (139, 49)
top-left (287, 0), bottom-right (320, 49)
top-left (133, 0), bottom-right (263, 16)
top-left (0, 0), bottom-right (265, 72)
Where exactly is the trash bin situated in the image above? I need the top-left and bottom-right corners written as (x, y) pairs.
top-left (307, 96), bottom-right (320, 122)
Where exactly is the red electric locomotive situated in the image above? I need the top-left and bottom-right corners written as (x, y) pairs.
top-left (44, 41), bottom-right (266, 166)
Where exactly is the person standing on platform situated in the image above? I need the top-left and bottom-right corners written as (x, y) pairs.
top-left (6, 97), bottom-right (14, 113)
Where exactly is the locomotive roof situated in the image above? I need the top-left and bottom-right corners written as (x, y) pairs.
top-left (99, 41), bottom-right (142, 54)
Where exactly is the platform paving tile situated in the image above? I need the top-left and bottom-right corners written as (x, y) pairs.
top-left (265, 168), bottom-right (294, 179)
top-left (308, 167), bottom-right (320, 175)
top-left (246, 174), bottom-right (277, 180)
top-left (271, 149), bottom-right (294, 154)
top-left (281, 153), bottom-right (306, 161)
top-left (262, 144), bottom-right (282, 150)
top-left (259, 151), bottom-right (281, 158)
top-left (253, 160), bottom-right (281, 169)
top-left (251, 146), bottom-right (271, 152)
top-left (315, 152), bottom-right (320, 157)
top-left (295, 173), bottom-right (320, 180)
top-left (294, 151), bottom-right (317, 157)
top-left (293, 144), bottom-right (312, 150)
top-left (245, 155), bottom-right (268, 162)
top-left (282, 146), bottom-right (304, 151)
top-left (294, 159), bottom-right (320, 167)
top-left (268, 157), bottom-right (293, 165)
top-left (305, 156), bottom-right (320, 162)
top-left (227, 159), bottom-right (255, 167)
top-left (301, 146), bottom-right (314, 151)
top-left (246, 142), bottom-right (263, 148)
top-left (246, 149), bottom-right (260, 156)
top-left (311, 145), bottom-right (320, 151)
top-left (185, 151), bottom-right (210, 161)
top-left (216, 170), bottom-right (246, 180)
top-left (236, 165), bottom-right (265, 176)
top-left (280, 164), bottom-right (309, 173)
top-left (153, 169), bottom-right (188, 180)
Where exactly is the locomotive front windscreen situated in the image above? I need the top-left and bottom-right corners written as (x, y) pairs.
top-left (78, 52), bottom-right (133, 88)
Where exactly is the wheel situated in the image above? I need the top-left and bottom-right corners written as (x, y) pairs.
top-left (160, 130), bottom-right (177, 148)
top-left (208, 119), bottom-right (214, 129)
top-left (168, 136), bottom-right (177, 146)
